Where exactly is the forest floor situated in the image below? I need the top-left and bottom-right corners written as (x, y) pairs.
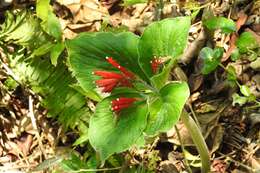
top-left (0, 0), bottom-right (259, 173)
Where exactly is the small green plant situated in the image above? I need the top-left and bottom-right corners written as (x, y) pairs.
top-left (203, 16), bottom-right (236, 34)
top-left (67, 17), bottom-right (210, 172)
top-left (0, 3), bottom-right (211, 171)
top-left (199, 46), bottom-right (259, 107)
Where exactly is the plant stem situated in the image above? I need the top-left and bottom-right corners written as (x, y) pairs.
top-left (181, 110), bottom-right (210, 173)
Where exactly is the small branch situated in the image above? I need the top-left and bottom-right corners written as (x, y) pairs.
top-left (174, 125), bottom-right (193, 173)
top-left (1, 60), bottom-right (21, 83)
top-left (28, 95), bottom-right (37, 130)
top-left (181, 29), bottom-right (207, 64)
top-left (28, 95), bottom-right (47, 160)
top-left (70, 167), bottom-right (122, 173)
top-left (181, 109), bottom-right (211, 173)
top-left (155, 0), bottom-right (164, 21)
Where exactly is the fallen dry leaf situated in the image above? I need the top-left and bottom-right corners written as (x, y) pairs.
top-left (189, 73), bottom-right (204, 92)
top-left (58, 0), bottom-right (108, 24)
top-left (236, 11), bottom-right (248, 33)
top-left (222, 11), bottom-right (248, 62)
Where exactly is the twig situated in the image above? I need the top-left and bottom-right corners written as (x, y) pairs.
top-left (0, 59), bottom-right (36, 96)
top-left (181, 29), bottom-right (207, 64)
top-left (1, 60), bottom-right (21, 83)
top-left (155, 0), bottom-right (164, 21)
top-left (188, 103), bottom-right (201, 128)
top-left (218, 152), bottom-right (255, 172)
top-left (28, 95), bottom-right (47, 160)
top-left (0, 164), bottom-right (37, 170)
top-left (70, 167), bottom-right (122, 173)
top-left (174, 125), bottom-right (193, 173)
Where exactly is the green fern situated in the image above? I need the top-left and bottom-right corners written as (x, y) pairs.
top-left (0, 10), bottom-right (91, 133)
top-left (0, 10), bottom-right (51, 50)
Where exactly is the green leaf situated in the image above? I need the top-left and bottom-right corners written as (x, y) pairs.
top-left (250, 57), bottom-right (260, 70)
top-left (203, 17), bottom-right (236, 34)
top-left (150, 59), bottom-right (176, 89)
top-left (61, 153), bottom-right (89, 171)
top-left (240, 85), bottom-right (251, 97)
top-left (0, 11), bottom-right (48, 50)
top-left (145, 82), bottom-right (190, 135)
top-left (232, 93), bottom-right (247, 106)
top-left (123, 0), bottom-right (148, 6)
top-left (36, 0), bottom-right (62, 40)
top-left (89, 98), bottom-right (148, 162)
top-left (73, 121), bottom-right (89, 145)
top-left (32, 42), bottom-right (55, 57)
top-left (36, 0), bottom-right (51, 20)
top-left (70, 84), bottom-right (101, 102)
top-left (6, 48), bottom-right (91, 130)
top-left (41, 12), bottom-right (62, 40)
top-left (50, 42), bottom-right (65, 66)
top-left (138, 17), bottom-right (190, 77)
top-left (226, 65), bottom-right (237, 82)
top-left (236, 32), bottom-right (259, 53)
top-left (230, 48), bottom-right (240, 61)
top-left (199, 47), bottom-right (223, 75)
top-left (66, 32), bottom-right (148, 95)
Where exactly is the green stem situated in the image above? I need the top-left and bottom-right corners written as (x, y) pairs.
top-left (181, 110), bottom-right (210, 173)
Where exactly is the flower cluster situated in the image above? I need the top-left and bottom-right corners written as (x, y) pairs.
top-left (93, 57), bottom-right (137, 113)
top-left (93, 57), bottom-right (135, 93)
top-left (111, 97), bottom-right (137, 113)
top-left (150, 58), bottom-right (163, 74)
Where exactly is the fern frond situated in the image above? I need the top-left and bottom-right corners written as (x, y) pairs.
top-left (0, 10), bottom-right (50, 50)
top-left (5, 48), bottom-right (90, 129)
top-left (0, 10), bottom-right (91, 132)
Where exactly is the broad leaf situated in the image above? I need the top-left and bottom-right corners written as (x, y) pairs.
top-left (199, 47), bottom-right (223, 75)
top-left (138, 17), bottom-right (190, 77)
top-left (145, 82), bottom-right (190, 135)
top-left (203, 17), bottom-right (236, 34)
top-left (89, 98), bottom-right (148, 162)
top-left (66, 32), bottom-right (148, 96)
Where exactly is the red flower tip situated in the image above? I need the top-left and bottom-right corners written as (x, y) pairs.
top-left (151, 58), bottom-right (163, 74)
top-left (92, 56), bottom-right (136, 93)
top-left (93, 70), bottom-right (133, 92)
top-left (106, 57), bottom-right (135, 79)
top-left (95, 78), bottom-right (119, 92)
top-left (111, 97), bottom-right (137, 112)
top-left (94, 71), bottom-right (123, 79)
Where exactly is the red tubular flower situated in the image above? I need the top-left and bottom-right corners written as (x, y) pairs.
top-left (93, 71), bottom-right (133, 92)
top-left (106, 57), bottom-right (135, 79)
top-left (92, 57), bottom-right (135, 93)
top-left (150, 58), bottom-right (163, 74)
top-left (94, 71), bottom-right (123, 79)
top-left (111, 97), bottom-right (137, 112)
